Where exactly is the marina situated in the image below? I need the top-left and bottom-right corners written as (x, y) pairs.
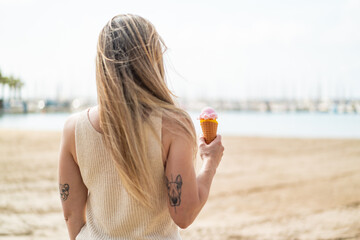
top-left (1, 110), bottom-right (359, 139)
top-left (1, 98), bottom-right (360, 114)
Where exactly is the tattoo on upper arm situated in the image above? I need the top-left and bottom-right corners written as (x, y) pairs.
top-left (59, 183), bottom-right (70, 201)
top-left (166, 174), bottom-right (182, 213)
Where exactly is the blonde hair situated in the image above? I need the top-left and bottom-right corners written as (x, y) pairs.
top-left (96, 14), bottom-right (196, 208)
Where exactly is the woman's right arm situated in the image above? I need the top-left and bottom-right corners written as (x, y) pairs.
top-left (59, 115), bottom-right (88, 239)
top-left (164, 125), bottom-right (224, 229)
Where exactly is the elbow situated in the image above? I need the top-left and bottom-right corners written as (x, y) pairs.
top-left (63, 211), bottom-right (86, 229)
top-left (63, 209), bottom-right (77, 224)
top-left (172, 201), bottom-right (203, 229)
top-left (63, 212), bottom-right (72, 223)
top-left (174, 216), bottom-right (195, 229)
top-left (178, 222), bottom-right (191, 229)
top-left (62, 206), bottom-right (86, 225)
top-left (176, 221), bottom-right (190, 229)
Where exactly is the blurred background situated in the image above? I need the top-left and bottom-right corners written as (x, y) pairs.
top-left (0, 0), bottom-right (359, 137)
top-left (0, 0), bottom-right (360, 239)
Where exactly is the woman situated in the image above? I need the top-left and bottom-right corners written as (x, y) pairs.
top-left (59, 14), bottom-right (224, 239)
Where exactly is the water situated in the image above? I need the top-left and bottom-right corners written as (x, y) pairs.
top-left (189, 111), bottom-right (360, 139)
top-left (0, 112), bottom-right (70, 131)
top-left (0, 111), bottom-right (359, 139)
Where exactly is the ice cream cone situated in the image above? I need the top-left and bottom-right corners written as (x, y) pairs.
top-left (200, 119), bottom-right (218, 144)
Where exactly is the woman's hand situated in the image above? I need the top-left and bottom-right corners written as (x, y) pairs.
top-left (198, 135), bottom-right (224, 174)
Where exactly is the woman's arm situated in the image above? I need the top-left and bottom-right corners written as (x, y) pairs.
top-left (163, 119), bottom-right (224, 229)
top-left (58, 115), bottom-right (88, 239)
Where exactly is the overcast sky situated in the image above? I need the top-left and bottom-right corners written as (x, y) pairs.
top-left (0, 0), bottom-right (359, 101)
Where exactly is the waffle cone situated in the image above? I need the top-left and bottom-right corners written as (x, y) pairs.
top-left (200, 120), bottom-right (218, 144)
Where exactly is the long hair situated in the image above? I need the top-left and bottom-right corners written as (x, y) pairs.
top-left (96, 14), bottom-right (197, 208)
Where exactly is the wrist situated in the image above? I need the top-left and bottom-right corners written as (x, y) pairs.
top-left (200, 164), bottom-right (217, 176)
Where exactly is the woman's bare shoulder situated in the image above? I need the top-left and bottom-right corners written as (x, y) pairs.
top-left (162, 111), bottom-right (194, 137)
top-left (61, 112), bottom-right (81, 163)
top-left (63, 113), bottom-right (79, 134)
top-left (161, 111), bottom-right (194, 165)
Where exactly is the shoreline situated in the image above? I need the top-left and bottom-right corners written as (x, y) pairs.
top-left (2, 128), bottom-right (360, 141)
top-left (1, 111), bottom-right (360, 139)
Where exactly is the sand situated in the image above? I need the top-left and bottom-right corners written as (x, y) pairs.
top-left (0, 130), bottom-right (360, 240)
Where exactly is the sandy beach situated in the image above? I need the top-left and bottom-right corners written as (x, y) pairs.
top-left (0, 129), bottom-right (360, 240)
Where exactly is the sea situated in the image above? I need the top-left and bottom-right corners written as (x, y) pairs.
top-left (0, 111), bottom-right (359, 139)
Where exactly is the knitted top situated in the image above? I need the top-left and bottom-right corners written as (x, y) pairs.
top-left (75, 109), bottom-right (181, 240)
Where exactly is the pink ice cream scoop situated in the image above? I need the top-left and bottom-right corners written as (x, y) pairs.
top-left (199, 107), bottom-right (218, 120)
top-left (199, 107), bottom-right (218, 144)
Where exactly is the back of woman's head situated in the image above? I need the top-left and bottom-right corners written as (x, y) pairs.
top-left (95, 14), bottom-right (196, 208)
top-left (97, 14), bottom-right (171, 108)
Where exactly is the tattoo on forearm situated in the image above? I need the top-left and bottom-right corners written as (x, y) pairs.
top-left (59, 183), bottom-right (70, 201)
top-left (166, 174), bottom-right (182, 213)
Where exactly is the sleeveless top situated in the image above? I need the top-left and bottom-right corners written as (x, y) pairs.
top-left (75, 109), bottom-right (181, 240)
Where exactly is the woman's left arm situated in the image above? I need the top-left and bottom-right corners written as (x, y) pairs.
top-left (58, 115), bottom-right (88, 240)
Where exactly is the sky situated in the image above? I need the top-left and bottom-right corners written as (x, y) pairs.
top-left (0, 0), bottom-right (359, 101)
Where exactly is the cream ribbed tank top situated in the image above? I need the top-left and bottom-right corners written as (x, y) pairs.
top-left (75, 109), bottom-right (181, 240)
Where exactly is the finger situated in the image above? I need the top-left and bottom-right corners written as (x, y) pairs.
top-left (198, 136), bottom-right (206, 144)
top-left (216, 134), bottom-right (222, 141)
top-left (210, 134), bottom-right (221, 144)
